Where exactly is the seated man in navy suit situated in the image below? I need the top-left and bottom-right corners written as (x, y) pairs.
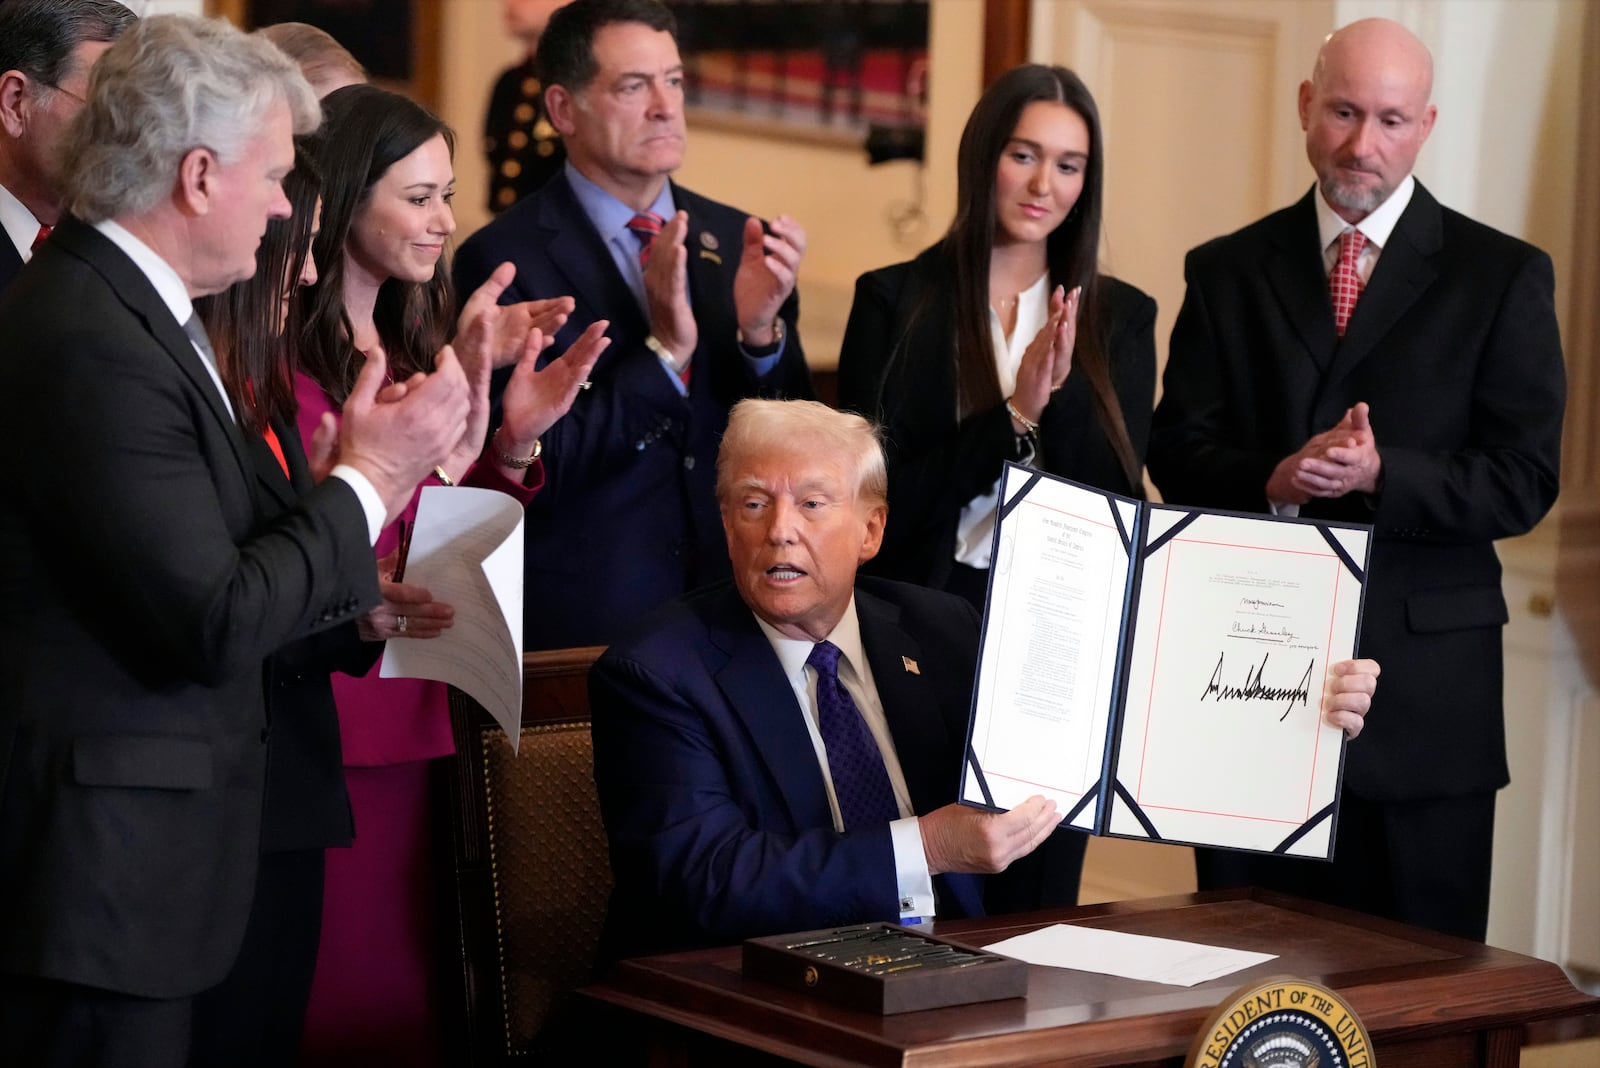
top-left (453, 0), bottom-right (813, 650)
top-left (591, 399), bottom-right (1383, 959)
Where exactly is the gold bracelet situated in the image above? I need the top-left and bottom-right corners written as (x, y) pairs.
top-left (1004, 399), bottom-right (1040, 435)
top-left (492, 433), bottom-right (542, 469)
top-left (432, 465), bottom-right (455, 487)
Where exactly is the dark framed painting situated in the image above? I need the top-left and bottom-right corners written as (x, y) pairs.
top-left (673, 0), bottom-right (928, 152)
top-left (209, 0), bottom-right (441, 108)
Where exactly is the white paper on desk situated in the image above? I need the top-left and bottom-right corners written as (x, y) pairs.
top-left (982, 924), bottom-right (1275, 987)
top-left (380, 486), bottom-right (525, 752)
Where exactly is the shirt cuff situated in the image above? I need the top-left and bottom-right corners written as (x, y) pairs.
top-left (328, 463), bottom-right (387, 544)
top-left (1268, 499), bottom-right (1300, 518)
top-left (740, 333), bottom-right (786, 378)
top-left (890, 816), bottom-right (936, 922)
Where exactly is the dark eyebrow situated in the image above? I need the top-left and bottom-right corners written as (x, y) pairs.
top-left (1006, 137), bottom-right (1087, 162)
top-left (615, 64), bottom-right (684, 82)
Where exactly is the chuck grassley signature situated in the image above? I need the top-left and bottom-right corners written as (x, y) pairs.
top-left (1200, 652), bottom-right (1314, 721)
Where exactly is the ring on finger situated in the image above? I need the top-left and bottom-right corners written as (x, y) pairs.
top-left (578, 380), bottom-right (592, 390)
top-left (397, 614), bottom-right (409, 634)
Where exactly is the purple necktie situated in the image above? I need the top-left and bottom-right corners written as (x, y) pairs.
top-left (808, 641), bottom-right (900, 831)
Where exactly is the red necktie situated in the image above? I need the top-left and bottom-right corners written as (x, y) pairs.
top-left (628, 211), bottom-right (690, 385)
top-left (625, 211), bottom-right (663, 267)
top-left (30, 224), bottom-right (52, 254)
top-left (1329, 229), bottom-right (1367, 337)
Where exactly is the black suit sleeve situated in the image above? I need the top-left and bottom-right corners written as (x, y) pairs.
top-left (1148, 248), bottom-right (1285, 511)
top-left (1371, 248), bottom-right (1563, 543)
top-left (19, 318), bottom-right (378, 687)
top-left (589, 650), bottom-right (899, 951)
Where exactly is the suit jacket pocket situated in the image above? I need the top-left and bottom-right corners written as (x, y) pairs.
top-left (1405, 585), bottom-right (1509, 633)
top-left (73, 735), bottom-right (213, 790)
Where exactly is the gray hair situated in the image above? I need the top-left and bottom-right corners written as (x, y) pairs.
top-left (717, 399), bottom-right (888, 507)
top-left (59, 14), bottom-right (320, 222)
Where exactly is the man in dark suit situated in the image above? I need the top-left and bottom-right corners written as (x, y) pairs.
top-left (590, 399), bottom-right (1061, 960)
top-left (1148, 18), bottom-right (1565, 942)
top-left (0, 15), bottom-right (470, 1066)
top-left (595, 399), bottom-right (1383, 960)
top-left (0, 0), bottom-right (134, 291)
top-left (454, 0), bottom-right (814, 650)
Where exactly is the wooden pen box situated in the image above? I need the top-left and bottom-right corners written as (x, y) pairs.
top-left (741, 922), bottom-right (1028, 1015)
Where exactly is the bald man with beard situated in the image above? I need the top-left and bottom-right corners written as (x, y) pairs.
top-left (1148, 18), bottom-right (1565, 941)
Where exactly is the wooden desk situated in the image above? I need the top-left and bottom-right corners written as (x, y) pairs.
top-left (580, 890), bottom-right (1599, 1067)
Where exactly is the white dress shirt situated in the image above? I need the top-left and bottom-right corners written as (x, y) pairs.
top-left (754, 597), bottom-right (938, 921)
top-left (953, 271), bottom-right (1050, 567)
top-left (0, 182), bottom-right (42, 264)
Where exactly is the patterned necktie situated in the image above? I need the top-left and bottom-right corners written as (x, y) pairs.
top-left (1329, 228), bottom-right (1368, 337)
top-left (625, 211), bottom-right (664, 267)
top-left (807, 641), bottom-right (900, 831)
top-left (30, 224), bottom-right (52, 254)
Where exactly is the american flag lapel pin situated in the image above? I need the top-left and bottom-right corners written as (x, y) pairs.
top-left (902, 656), bottom-right (920, 675)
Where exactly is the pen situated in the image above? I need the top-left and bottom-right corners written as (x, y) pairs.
top-left (783, 926), bottom-right (879, 950)
top-left (392, 520), bottom-right (412, 583)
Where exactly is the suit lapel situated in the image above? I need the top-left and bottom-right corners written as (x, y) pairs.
top-left (678, 183), bottom-right (731, 403)
top-left (1322, 183), bottom-right (1443, 390)
top-left (857, 588), bottom-right (987, 919)
top-left (54, 220), bottom-right (255, 489)
top-left (1263, 194), bottom-right (1340, 374)
top-left (707, 595), bottom-right (835, 831)
top-left (248, 416), bottom-right (302, 512)
top-left (539, 175), bottom-right (648, 341)
top-left (276, 414), bottom-right (314, 494)
top-left (856, 588), bottom-right (952, 817)
top-left (0, 232), bottom-right (22, 293)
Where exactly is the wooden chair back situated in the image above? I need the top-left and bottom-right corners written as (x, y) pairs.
top-left (437, 646), bottom-right (610, 1064)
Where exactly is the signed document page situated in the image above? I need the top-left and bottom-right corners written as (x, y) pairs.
top-left (380, 486), bottom-right (526, 752)
top-left (962, 467), bottom-right (1135, 830)
top-left (1110, 508), bottom-right (1369, 856)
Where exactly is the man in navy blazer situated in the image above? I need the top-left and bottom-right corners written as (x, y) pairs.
top-left (594, 400), bottom-right (1385, 959)
top-left (0, 0), bottom-right (133, 292)
top-left (1148, 19), bottom-right (1565, 941)
top-left (453, 0), bottom-right (814, 650)
top-left (589, 400), bottom-right (1062, 960)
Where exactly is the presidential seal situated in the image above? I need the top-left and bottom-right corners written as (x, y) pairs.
top-left (1188, 977), bottom-right (1373, 1068)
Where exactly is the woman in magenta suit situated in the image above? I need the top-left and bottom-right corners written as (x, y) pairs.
top-left (293, 85), bottom-right (607, 1065)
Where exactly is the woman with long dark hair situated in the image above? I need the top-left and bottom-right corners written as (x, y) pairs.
top-left (293, 84), bottom-right (607, 1065)
top-left (837, 64), bottom-right (1157, 911)
top-left (191, 142), bottom-right (433, 1064)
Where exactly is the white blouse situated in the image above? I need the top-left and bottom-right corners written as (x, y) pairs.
top-left (952, 272), bottom-right (1050, 568)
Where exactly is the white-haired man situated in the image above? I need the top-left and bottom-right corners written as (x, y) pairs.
top-left (0, 16), bottom-right (469, 1066)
